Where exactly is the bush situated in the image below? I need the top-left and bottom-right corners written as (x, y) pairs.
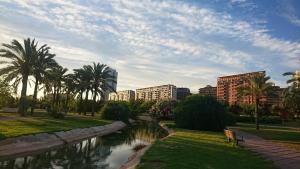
top-left (149, 100), bottom-right (177, 119)
top-left (174, 95), bottom-right (234, 131)
top-left (101, 102), bottom-right (130, 122)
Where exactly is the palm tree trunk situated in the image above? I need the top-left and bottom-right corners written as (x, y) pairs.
top-left (84, 89), bottom-right (89, 115)
top-left (18, 73), bottom-right (29, 116)
top-left (65, 91), bottom-right (69, 113)
top-left (92, 90), bottom-right (97, 117)
top-left (255, 98), bottom-right (260, 130)
top-left (79, 91), bottom-right (83, 115)
top-left (31, 78), bottom-right (39, 115)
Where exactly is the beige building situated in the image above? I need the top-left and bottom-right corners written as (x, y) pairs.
top-left (294, 70), bottom-right (300, 88)
top-left (136, 84), bottom-right (177, 101)
top-left (109, 90), bottom-right (135, 101)
top-left (199, 85), bottom-right (217, 97)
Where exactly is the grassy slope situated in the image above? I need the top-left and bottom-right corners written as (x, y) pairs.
top-left (234, 123), bottom-right (300, 151)
top-left (0, 113), bottom-right (111, 140)
top-left (138, 128), bottom-right (276, 169)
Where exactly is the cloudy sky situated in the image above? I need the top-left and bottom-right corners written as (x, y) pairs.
top-left (0, 0), bottom-right (300, 93)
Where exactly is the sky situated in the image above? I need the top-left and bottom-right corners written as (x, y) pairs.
top-left (0, 0), bottom-right (300, 93)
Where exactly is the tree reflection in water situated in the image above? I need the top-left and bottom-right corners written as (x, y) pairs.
top-left (0, 122), bottom-right (167, 169)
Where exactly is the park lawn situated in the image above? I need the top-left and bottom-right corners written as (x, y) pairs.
top-left (137, 128), bottom-right (276, 169)
top-left (0, 113), bottom-right (111, 140)
top-left (233, 123), bottom-right (300, 152)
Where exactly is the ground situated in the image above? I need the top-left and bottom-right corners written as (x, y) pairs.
top-left (232, 122), bottom-right (300, 151)
top-left (137, 124), bottom-right (276, 169)
top-left (0, 112), bottom-right (111, 140)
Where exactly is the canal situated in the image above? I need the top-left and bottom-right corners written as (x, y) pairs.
top-left (0, 122), bottom-right (167, 169)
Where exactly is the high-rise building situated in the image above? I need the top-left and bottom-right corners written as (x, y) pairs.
top-left (266, 86), bottom-right (284, 106)
top-left (293, 70), bottom-right (300, 88)
top-left (109, 90), bottom-right (135, 101)
top-left (199, 85), bottom-right (217, 97)
top-left (136, 84), bottom-right (177, 101)
top-left (217, 71), bottom-right (266, 105)
top-left (176, 88), bottom-right (191, 101)
top-left (103, 68), bottom-right (118, 100)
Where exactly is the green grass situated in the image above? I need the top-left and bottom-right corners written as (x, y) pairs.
top-left (137, 128), bottom-right (276, 169)
top-left (0, 113), bottom-right (111, 140)
top-left (233, 123), bottom-right (300, 143)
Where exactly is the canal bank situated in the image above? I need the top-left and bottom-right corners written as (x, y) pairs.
top-left (0, 121), bottom-right (126, 160)
top-left (0, 121), bottom-right (167, 169)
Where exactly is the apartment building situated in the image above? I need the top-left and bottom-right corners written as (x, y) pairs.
top-left (103, 68), bottom-right (118, 100)
top-left (217, 71), bottom-right (266, 105)
top-left (199, 85), bottom-right (217, 97)
top-left (177, 87), bottom-right (191, 101)
top-left (266, 86), bottom-right (284, 106)
top-left (108, 90), bottom-right (135, 101)
top-left (136, 84), bottom-right (177, 101)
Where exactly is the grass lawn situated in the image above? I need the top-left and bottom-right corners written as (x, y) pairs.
top-left (232, 123), bottom-right (300, 151)
top-left (137, 127), bottom-right (276, 169)
top-left (0, 113), bottom-right (111, 140)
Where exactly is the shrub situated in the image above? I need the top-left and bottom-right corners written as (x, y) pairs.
top-left (174, 95), bottom-right (234, 131)
top-left (101, 102), bottom-right (130, 122)
top-left (149, 100), bottom-right (177, 119)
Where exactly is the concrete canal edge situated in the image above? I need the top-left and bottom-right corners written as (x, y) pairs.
top-left (120, 122), bottom-right (173, 169)
top-left (0, 121), bottom-right (127, 160)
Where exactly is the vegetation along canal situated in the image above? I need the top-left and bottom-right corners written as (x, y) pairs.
top-left (0, 122), bottom-right (168, 169)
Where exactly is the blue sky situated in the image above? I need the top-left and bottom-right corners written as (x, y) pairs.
top-left (0, 0), bottom-right (299, 93)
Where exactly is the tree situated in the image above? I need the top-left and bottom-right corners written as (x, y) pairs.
top-left (149, 99), bottom-right (177, 119)
top-left (283, 87), bottom-right (300, 117)
top-left (89, 63), bottom-right (116, 116)
top-left (46, 65), bottom-right (68, 112)
top-left (238, 74), bottom-right (275, 130)
top-left (0, 38), bottom-right (38, 116)
top-left (283, 59), bottom-right (300, 88)
top-left (0, 78), bottom-right (14, 108)
top-left (174, 95), bottom-right (232, 131)
top-left (30, 44), bottom-right (57, 115)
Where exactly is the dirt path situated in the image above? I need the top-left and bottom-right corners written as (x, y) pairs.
top-left (233, 130), bottom-right (300, 169)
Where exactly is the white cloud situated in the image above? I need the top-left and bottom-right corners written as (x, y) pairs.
top-left (0, 0), bottom-right (299, 92)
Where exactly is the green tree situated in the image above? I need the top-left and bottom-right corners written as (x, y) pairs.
top-left (89, 63), bottom-right (116, 116)
top-left (30, 44), bottom-right (57, 115)
top-left (0, 78), bottom-right (14, 108)
top-left (0, 38), bottom-right (37, 116)
top-left (238, 74), bottom-right (275, 130)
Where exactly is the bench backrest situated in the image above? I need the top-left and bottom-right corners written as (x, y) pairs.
top-left (224, 129), bottom-right (236, 140)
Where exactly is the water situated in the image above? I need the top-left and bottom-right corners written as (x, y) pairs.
top-left (0, 122), bottom-right (167, 169)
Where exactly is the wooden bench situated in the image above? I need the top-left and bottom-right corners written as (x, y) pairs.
top-left (224, 129), bottom-right (244, 145)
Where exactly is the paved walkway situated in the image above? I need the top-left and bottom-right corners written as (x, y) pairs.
top-left (233, 130), bottom-right (300, 169)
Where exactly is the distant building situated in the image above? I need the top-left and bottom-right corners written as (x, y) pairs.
top-left (136, 84), bottom-right (177, 101)
top-left (266, 86), bottom-right (284, 106)
top-left (176, 88), bottom-right (191, 101)
top-left (294, 70), bottom-right (300, 88)
top-left (217, 71), bottom-right (266, 105)
top-left (109, 90), bottom-right (135, 102)
top-left (103, 68), bottom-right (118, 100)
top-left (199, 85), bottom-right (217, 98)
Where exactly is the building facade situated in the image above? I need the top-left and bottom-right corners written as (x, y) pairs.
top-left (199, 85), bottom-right (217, 97)
top-left (136, 84), bottom-right (177, 101)
top-left (103, 68), bottom-right (118, 100)
top-left (108, 90), bottom-right (135, 101)
top-left (266, 86), bottom-right (284, 106)
top-left (294, 70), bottom-right (300, 88)
top-left (176, 87), bottom-right (191, 101)
top-left (217, 71), bottom-right (265, 105)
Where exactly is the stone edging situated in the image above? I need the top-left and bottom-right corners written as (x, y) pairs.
top-left (0, 121), bottom-right (126, 160)
top-left (119, 123), bottom-right (172, 169)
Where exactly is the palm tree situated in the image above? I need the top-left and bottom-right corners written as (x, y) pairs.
top-left (0, 38), bottom-right (37, 116)
top-left (82, 65), bottom-right (93, 115)
top-left (30, 44), bottom-right (57, 115)
top-left (73, 68), bottom-right (89, 114)
top-left (89, 63), bottom-right (116, 116)
top-left (47, 65), bottom-right (68, 109)
top-left (238, 74), bottom-right (275, 130)
top-left (63, 73), bottom-right (77, 113)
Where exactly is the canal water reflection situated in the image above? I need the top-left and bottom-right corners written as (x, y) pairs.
top-left (0, 122), bottom-right (167, 169)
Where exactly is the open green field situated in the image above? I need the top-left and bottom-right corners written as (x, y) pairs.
top-left (0, 113), bottom-right (111, 140)
top-left (137, 128), bottom-right (276, 169)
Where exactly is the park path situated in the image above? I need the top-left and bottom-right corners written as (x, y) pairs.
top-left (233, 129), bottom-right (300, 169)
